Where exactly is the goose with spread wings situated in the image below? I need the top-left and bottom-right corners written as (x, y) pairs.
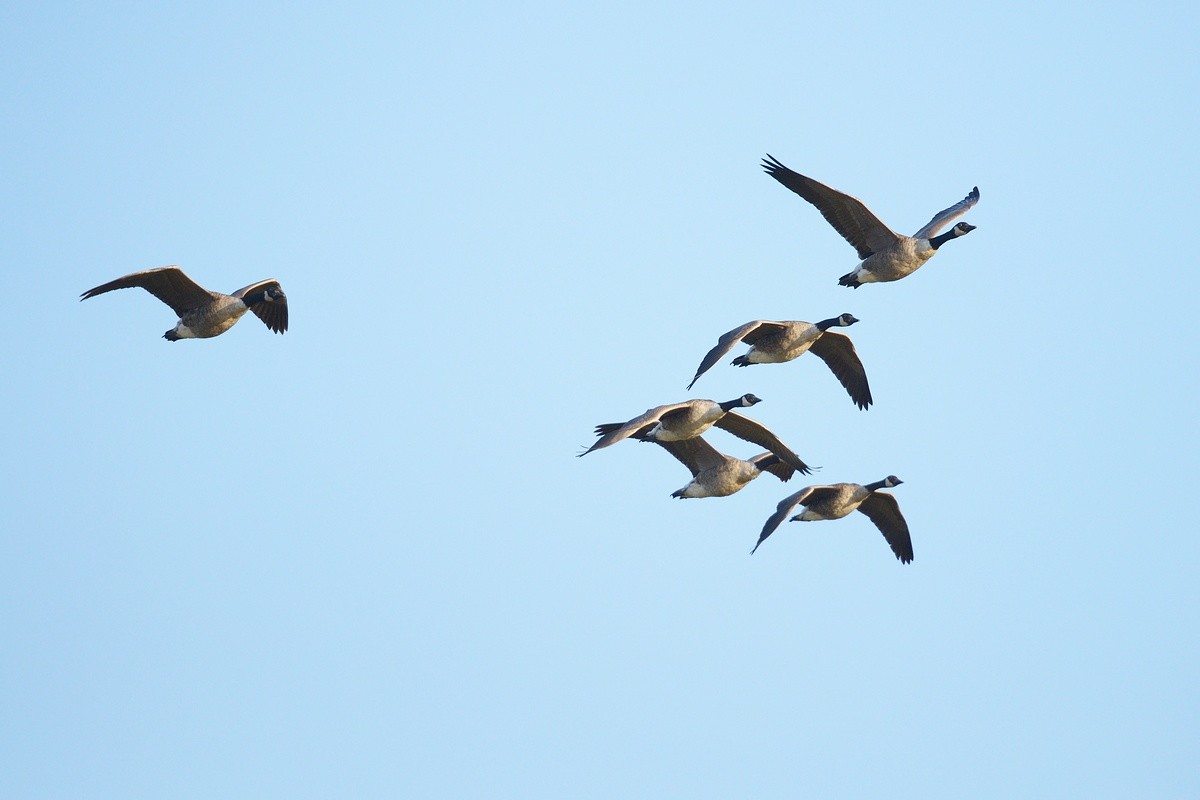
top-left (762, 154), bottom-right (979, 287)
top-left (81, 265), bottom-right (288, 340)
top-left (580, 394), bottom-right (812, 475)
top-left (687, 314), bottom-right (871, 410)
top-left (751, 476), bottom-right (912, 562)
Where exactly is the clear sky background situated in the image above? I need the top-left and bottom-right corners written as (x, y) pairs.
top-left (3, 2), bottom-right (1198, 797)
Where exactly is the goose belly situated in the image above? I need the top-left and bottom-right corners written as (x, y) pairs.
top-left (687, 461), bottom-right (759, 497)
top-left (652, 402), bottom-right (722, 441)
top-left (794, 504), bottom-right (855, 521)
top-left (746, 324), bottom-right (819, 363)
top-left (856, 239), bottom-right (934, 282)
top-left (179, 300), bottom-right (250, 338)
top-left (795, 485), bottom-right (867, 520)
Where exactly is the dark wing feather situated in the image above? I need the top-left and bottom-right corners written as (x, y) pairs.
top-left (808, 331), bottom-right (873, 410)
top-left (912, 186), bottom-right (980, 240)
top-left (748, 453), bottom-right (795, 483)
top-left (579, 403), bottom-right (688, 456)
top-left (762, 155), bottom-right (900, 259)
top-left (232, 279), bottom-right (288, 334)
top-left (751, 486), bottom-right (816, 554)
top-left (80, 266), bottom-right (215, 317)
top-left (857, 492), bottom-right (913, 563)
top-left (687, 321), bottom-right (786, 389)
top-left (653, 436), bottom-right (725, 477)
top-left (714, 411), bottom-right (812, 474)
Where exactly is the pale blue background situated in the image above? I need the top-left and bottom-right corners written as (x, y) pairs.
top-left (4, 2), bottom-right (1198, 797)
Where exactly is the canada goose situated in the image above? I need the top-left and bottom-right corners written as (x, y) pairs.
top-left (580, 393), bottom-right (813, 474)
top-left (656, 435), bottom-right (796, 498)
top-left (80, 266), bottom-right (288, 340)
top-left (686, 314), bottom-right (871, 410)
top-left (762, 154), bottom-right (978, 287)
top-left (751, 476), bottom-right (912, 562)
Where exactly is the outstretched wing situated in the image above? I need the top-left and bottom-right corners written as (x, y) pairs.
top-left (808, 331), bottom-right (873, 410)
top-left (751, 486), bottom-right (818, 554)
top-left (857, 492), bottom-right (914, 563)
top-left (912, 186), bottom-right (980, 240)
top-left (714, 411), bottom-right (812, 474)
top-left (232, 279), bottom-right (288, 334)
top-left (762, 155), bottom-right (900, 259)
top-left (80, 266), bottom-right (215, 317)
top-left (579, 403), bottom-right (687, 456)
top-left (687, 320), bottom-right (787, 389)
top-left (653, 436), bottom-right (726, 478)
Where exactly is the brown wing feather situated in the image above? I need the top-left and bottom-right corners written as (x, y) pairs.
top-left (653, 436), bottom-right (725, 477)
top-left (762, 155), bottom-right (900, 259)
top-left (80, 266), bottom-right (216, 317)
top-left (857, 492), bottom-right (914, 563)
top-left (713, 411), bottom-right (813, 474)
top-left (807, 331), bottom-right (873, 410)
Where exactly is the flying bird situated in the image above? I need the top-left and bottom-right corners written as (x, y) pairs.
top-left (752, 475), bottom-right (912, 562)
top-left (580, 394), bottom-right (812, 474)
top-left (654, 435), bottom-right (796, 499)
top-left (762, 154), bottom-right (978, 287)
top-left (687, 314), bottom-right (871, 410)
top-left (81, 266), bottom-right (288, 340)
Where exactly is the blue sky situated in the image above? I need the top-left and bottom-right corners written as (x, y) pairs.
top-left (3, 2), bottom-right (1198, 797)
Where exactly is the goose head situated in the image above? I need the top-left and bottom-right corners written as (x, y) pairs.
top-left (929, 223), bottom-right (976, 249)
top-left (882, 475), bottom-right (903, 488)
top-left (818, 313), bottom-right (859, 330)
top-left (719, 393), bottom-right (762, 411)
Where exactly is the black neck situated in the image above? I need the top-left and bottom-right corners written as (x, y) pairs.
top-left (929, 229), bottom-right (959, 250)
top-left (816, 317), bottom-right (842, 331)
top-left (719, 398), bottom-right (744, 412)
top-left (243, 289), bottom-right (270, 305)
top-left (864, 478), bottom-right (889, 492)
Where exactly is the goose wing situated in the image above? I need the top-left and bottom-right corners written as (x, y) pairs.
top-left (752, 486), bottom-right (819, 554)
top-left (857, 492), bottom-right (913, 563)
top-left (80, 266), bottom-right (216, 316)
top-left (580, 402), bottom-right (691, 456)
top-left (912, 186), bottom-right (980, 240)
top-left (232, 279), bottom-right (288, 334)
top-left (747, 453), bottom-right (796, 483)
top-left (714, 411), bottom-right (812, 474)
top-left (687, 320), bottom-right (788, 389)
top-left (762, 155), bottom-right (900, 259)
top-left (808, 331), bottom-right (873, 410)
top-left (654, 436), bottom-right (726, 477)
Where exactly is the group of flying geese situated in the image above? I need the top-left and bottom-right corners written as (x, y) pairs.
top-left (77, 154), bottom-right (978, 564)
top-left (579, 154), bottom-right (980, 563)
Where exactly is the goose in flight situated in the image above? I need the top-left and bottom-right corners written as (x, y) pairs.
top-left (687, 314), bottom-right (871, 409)
top-left (81, 266), bottom-right (288, 340)
top-left (655, 435), bottom-right (796, 499)
top-left (752, 475), bottom-right (912, 562)
top-left (762, 154), bottom-right (978, 287)
top-left (580, 394), bottom-right (812, 474)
